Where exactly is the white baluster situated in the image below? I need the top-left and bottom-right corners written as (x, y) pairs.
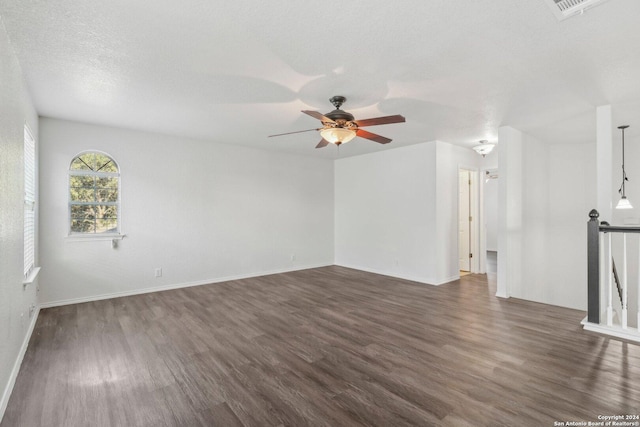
top-left (622, 233), bottom-right (628, 329)
top-left (606, 232), bottom-right (613, 326)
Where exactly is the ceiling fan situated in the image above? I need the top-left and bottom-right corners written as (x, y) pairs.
top-left (269, 96), bottom-right (406, 148)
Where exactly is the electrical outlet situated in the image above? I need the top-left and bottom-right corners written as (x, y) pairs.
top-left (154, 268), bottom-right (162, 278)
top-left (290, 254), bottom-right (296, 261)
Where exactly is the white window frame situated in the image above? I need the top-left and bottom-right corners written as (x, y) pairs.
top-left (68, 151), bottom-right (123, 239)
top-left (24, 125), bottom-right (36, 279)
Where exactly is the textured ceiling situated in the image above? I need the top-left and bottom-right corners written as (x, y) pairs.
top-left (2, 0), bottom-right (640, 158)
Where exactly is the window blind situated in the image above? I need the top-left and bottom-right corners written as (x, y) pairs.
top-left (24, 126), bottom-right (36, 277)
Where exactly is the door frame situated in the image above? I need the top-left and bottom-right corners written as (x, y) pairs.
top-left (479, 168), bottom-right (499, 274)
top-left (457, 166), bottom-right (480, 274)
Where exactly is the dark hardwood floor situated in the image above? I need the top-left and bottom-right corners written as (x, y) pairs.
top-left (2, 266), bottom-right (639, 426)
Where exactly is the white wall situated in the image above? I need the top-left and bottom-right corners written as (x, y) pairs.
top-left (481, 141), bottom-right (500, 254)
top-left (484, 178), bottom-right (498, 251)
top-left (435, 142), bottom-right (483, 280)
top-left (0, 21), bottom-right (40, 420)
top-left (335, 140), bottom-right (482, 285)
top-left (596, 106), bottom-right (613, 220)
top-left (515, 132), bottom-right (550, 303)
top-left (498, 126), bottom-right (595, 310)
top-left (497, 127), bottom-right (524, 298)
top-left (334, 142), bottom-right (438, 283)
top-left (38, 118), bottom-right (334, 305)
top-left (546, 143), bottom-right (595, 310)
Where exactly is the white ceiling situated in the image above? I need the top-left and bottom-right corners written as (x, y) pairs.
top-left (2, 0), bottom-right (640, 158)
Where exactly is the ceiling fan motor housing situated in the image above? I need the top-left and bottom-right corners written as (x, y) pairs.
top-left (325, 96), bottom-right (356, 128)
top-left (325, 109), bottom-right (355, 126)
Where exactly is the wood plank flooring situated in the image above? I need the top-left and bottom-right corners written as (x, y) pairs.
top-left (2, 266), bottom-right (639, 426)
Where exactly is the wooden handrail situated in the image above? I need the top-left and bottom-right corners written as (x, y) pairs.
top-left (600, 225), bottom-right (640, 233)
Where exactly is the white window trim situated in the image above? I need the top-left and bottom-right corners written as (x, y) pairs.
top-left (24, 124), bottom-right (37, 280)
top-left (23, 266), bottom-right (41, 288)
top-left (67, 150), bottom-right (123, 239)
top-left (66, 234), bottom-right (126, 242)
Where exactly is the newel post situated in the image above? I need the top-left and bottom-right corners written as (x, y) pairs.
top-left (587, 209), bottom-right (600, 324)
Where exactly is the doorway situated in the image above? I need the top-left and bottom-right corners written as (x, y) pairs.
top-left (482, 168), bottom-right (499, 278)
top-left (458, 169), bottom-right (474, 273)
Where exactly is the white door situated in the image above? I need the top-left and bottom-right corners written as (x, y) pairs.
top-left (459, 170), bottom-right (471, 271)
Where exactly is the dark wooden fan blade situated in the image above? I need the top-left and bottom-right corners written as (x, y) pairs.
top-left (302, 110), bottom-right (336, 124)
top-left (356, 129), bottom-right (392, 144)
top-left (315, 139), bottom-right (330, 149)
top-left (354, 114), bottom-right (406, 127)
top-left (268, 128), bottom-right (319, 138)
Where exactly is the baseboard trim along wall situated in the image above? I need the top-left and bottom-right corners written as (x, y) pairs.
top-left (1, 306), bottom-right (40, 423)
top-left (581, 316), bottom-right (640, 344)
top-left (437, 275), bottom-right (462, 286)
top-left (39, 263), bottom-right (333, 309)
top-left (334, 263), bottom-right (455, 286)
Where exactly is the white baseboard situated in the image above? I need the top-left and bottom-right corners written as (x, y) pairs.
top-left (334, 263), bottom-right (444, 286)
top-left (435, 275), bottom-right (460, 286)
top-left (581, 316), bottom-right (640, 343)
top-left (39, 263), bottom-right (332, 308)
top-left (0, 306), bottom-right (40, 423)
top-left (495, 290), bottom-right (509, 299)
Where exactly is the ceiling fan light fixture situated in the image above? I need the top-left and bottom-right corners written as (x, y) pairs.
top-left (320, 127), bottom-right (357, 145)
top-left (472, 140), bottom-right (495, 157)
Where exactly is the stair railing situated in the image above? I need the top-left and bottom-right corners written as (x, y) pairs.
top-left (587, 209), bottom-right (640, 330)
top-left (610, 256), bottom-right (623, 306)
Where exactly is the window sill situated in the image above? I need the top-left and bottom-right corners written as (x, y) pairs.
top-left (23, 266), bottom-right (41, 288)
top-left (66, 233), bottom-right (126, 242)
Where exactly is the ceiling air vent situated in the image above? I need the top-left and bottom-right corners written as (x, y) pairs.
top-left (544, 0), bottom-right (611, 21)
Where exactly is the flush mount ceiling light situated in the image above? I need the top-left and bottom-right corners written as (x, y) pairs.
top-left (472, 140), bottom-right (496, 157)
top-left (616, 125), bottom-right (633, 210)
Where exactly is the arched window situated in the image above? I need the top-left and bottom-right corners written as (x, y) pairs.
top-left (69, 151), bottom-right (120, 235)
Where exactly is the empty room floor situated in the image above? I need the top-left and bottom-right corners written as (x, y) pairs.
top-left (2, 266), bottom-right (639, 426)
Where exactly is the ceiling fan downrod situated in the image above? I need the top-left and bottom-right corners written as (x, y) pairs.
top-left (329, 95), bottom-right (347, 110)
